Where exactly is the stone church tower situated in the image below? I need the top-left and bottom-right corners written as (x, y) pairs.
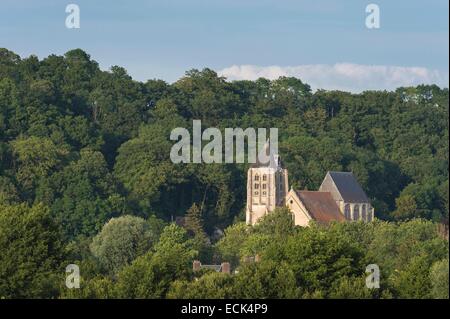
top-left (246, 142), bottom-right (289, 225)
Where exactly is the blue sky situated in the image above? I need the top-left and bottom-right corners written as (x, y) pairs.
top-left (0, 0), bottom-right (448, 91)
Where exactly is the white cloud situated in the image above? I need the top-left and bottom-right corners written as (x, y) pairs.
top-left (218, 63), bottom-right (449, 92)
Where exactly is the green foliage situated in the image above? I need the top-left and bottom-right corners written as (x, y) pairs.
top-left (281, 224), bottom-right (366, 295)
top-left (90, 215), bottom-right (158, 274)
top-left (430, 259), bottom-right (449, 299)
top-left (168, 271), bottom-right (235, 299)
top-left (252, 207), bottom-right (296, 237)
top-left (11, 136), bottom-right (68, 193)
top-left (0, 175), bottom-right (19, 204)
top-left (393, 194), bottom-right (419, 220)
top-left (184, 203), bottom-right (211, 261)
top-left (391, 255), bottom-right (433, 298)
top-left (215, 222), bottom-right (249, 267)
top-left (0, 48), bottom-right (448, 299)
top-left (168, 260), bottom-right (300, 299)
top-left (0, 203), bottom-right (66, 298)
top-left (37, 149), bottom-right (126, 240)
top-left (328, 275), bottom-right (376, 299)
top-left (113, 101), bottom-right (190, 214)
top-left (232, 261), bottom-right (300, 298)
top-left (114, 224), bottom-right (198, 298)
top-left (61, 276), bottom-right (114, 299)
top-left (184, 203), bottom-right (205, 236)
top-left (366, 219), bottom-right (448, 278)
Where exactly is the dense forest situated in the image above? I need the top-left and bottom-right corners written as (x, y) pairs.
top-left (0, 48), bottom-right (448, 299)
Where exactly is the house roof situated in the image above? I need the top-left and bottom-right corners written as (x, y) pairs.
top-left (295, 190), bottom-right (345, 223)
top-left (327, 171), bottom-right (369, 203)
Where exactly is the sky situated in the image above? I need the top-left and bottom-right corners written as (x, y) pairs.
top-left (0, 0), bottom-right (448, 92)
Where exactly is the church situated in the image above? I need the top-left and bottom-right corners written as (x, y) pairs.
top-left (246, 143), bottom-right (374, 227)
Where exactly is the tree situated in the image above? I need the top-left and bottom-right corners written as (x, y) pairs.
top-left (393, 194), bottom-right (418, 220)
top-left (60, 276), bottom-right (114, 299)
top-left (232, 261), bottom-right (300, 298)
top-left (429, 259), bottom-right (449, 299)
top-left (153, 223), bottom-right (197, 255)
top-left (168, 272), bottom-right (235, 299)
top-left (281, 224), bottom-right (366, 295)
top-left (113, 100), bottom-right (190, 215)
top-left (11, 136), bottom-right (68, 194)
top-left (184, 203), bottom-right (210, 261)
top-left (184, 203), bottom-right (205, 237)
top-left (392, 255), bottom-right (433, 298)
top-left (174, 68), bottom-right (243, 125)
top-left (253, 207), bottom-right (296, 237)
top-left (215, 222), bottom-right (249, 267)
top-left (0, 175), bottom-right (19, 204)
top-left (37, 149), bottom-right (126, 240)
top-left (366, 219), bottom-right (448, 277)
top-left (114, 224), bottom-right (197, 298)
top-left (90, 215), bottom-right (156, 274)
top-left (0, 203), bottom-right (65, 298)
top-left (328, 276), bottom-right (377, 299)
top-left (0, 48), bottom-right (21, 80)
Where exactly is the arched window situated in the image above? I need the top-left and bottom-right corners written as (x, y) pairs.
top-left (344, 204), bottom-right (351, 219)
top-left (254, 184), bottom-right (259, 189)
top-left (367, 207), bottom-right (373, 222)
top-left (262, 184), bottom-right (267, 189)
top-left (262, 174), bottom-right (267, 181)
top-left (353, 204), bottom-right (360, 220)
top-left (255, 175), bottom-right (259, 181)
top-left (361, 204), bottom-right (367, 221)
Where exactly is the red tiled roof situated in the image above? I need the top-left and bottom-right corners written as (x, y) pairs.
top-left (295, 190), bottom-right (345, 223)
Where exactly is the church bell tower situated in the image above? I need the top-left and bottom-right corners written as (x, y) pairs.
top-left (246, 141), bottom-right (289, 225)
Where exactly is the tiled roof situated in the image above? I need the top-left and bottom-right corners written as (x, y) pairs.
top-left (328, 171), bottom-right (369, 203)
top-left (295, 190), bottom-right (345, 223)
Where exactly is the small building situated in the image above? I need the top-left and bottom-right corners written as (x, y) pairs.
top-left (193, 260), bottom-right (230, 274)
